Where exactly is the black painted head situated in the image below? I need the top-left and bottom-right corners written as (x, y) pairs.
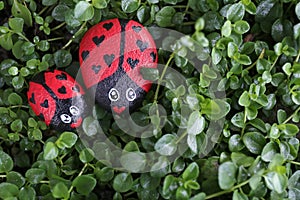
top-left (94, 70), bottom-right (147, 114)
top-left (51, 96), bottom-right (88, 131)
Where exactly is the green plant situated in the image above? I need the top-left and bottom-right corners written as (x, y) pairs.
top-left (1, 0), bottom-right (300, 199)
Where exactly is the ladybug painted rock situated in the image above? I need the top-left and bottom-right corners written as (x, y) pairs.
top-left (27, 70), bottom-right (88, 131)
top-left (79, 18), bottom-right (158, 114)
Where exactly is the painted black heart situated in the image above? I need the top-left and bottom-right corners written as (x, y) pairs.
top-left (92, 35), bottom-right (105, 46)
top-left (92, 65), bottom-right (101, 74)
top-left (104, 54), bottom-right (115, 67)
top-left (58, 86), bottom-right (67, 94)
top-left (136, 40), bottom-right (148, 52)
top-left (56, 73), bottom-right (67, 80)
top-left (127, 58), bottom-right (139, 69)
top-left (40, 99), bottom-right (49, 108)
top-left (29, 93), bottom-right (35, 104)
top-left (132, 25), bottom-right (142, 33)
top-left (103, 22), bottom-right (113, 30)
top-left (150, 52), bottom-right (156, 62)
top-left (81, 50), bottom-right (90, 61)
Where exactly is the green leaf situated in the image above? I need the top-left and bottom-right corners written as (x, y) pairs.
top-left (231, 152), bottom-right (254, 167)
top-left (212, 47), bottom-right (222, 65)
top-left (238, 91), bottom-right (251, 107)
top-left (53, 50), bottom-right (72, 67)
top-left (12, 76), bottom-right (25, 90)
top-left (92, 0), bottom-right (108, 9)
top-left (182, 162), bottom-right (199, 180)
top-left (278, 124), bottom-right (299, 136)
top-left (229, 134), bottom-right (245, 152)
top-left (7, 171), bottom-right (25, 188)
top-left (11, 119), bottom-right (23, 132)
top-left (140, 173), bottom-right (161, 190)
top-left (96, 167), bottom-right (114, 182)
top-left (140, 68), bottom-right (159, 81)
top-left (11, 0), bottom-right (32, 26)
top-left (9, 18), bottom-right (24, 32)
top-left (0, 150), bottom-right (13, 173)
top-left (243, 132), bottom-right (266, 154)
top-left (0, 33), bottom-right (13, 50)
top-left (52, 5), bottom-right (69, 22)
top-left (190, 193), bottom-right (206, 200)
top-left (56, 131), bottom-right (78, 149)
top-left (269, 124), bottom-right (280, 139)
top-left (8, 92), bottom-right (23, 105)
top-left (52, 182), bottom-right (69, 199)
top-left (82, 116), bottom-right (101, 136)
top-left (296, 3), bottom-right (300, 20)
top-left (187, 111), bottom-right (205, 135)
top-left (113, 173), bottom-right (133, 193)
top-left (155, 6), bottom-right (176, 27)
top-left (0, 183), bottom-right (19, 199)
top-left (19, 186), bottom-right (36, 200)
top-left (120, 152), bottom-right (146, 173)
top-left (154, 134), bottom-right (177, 156)
top-left (25, 168), bottom-right (46, 184)
top-left (288, 170), bottom-right (300, 189)
top-left (74, 1), bottom-right (94, 21)
top-left (233, 190), bottom-right (249, 200)
top-left (264, 172), bottom-right (288, 194)
top-left (0, 1), bottom-right (4, 10)
top-left (271, 19), bottom-right (293, 42)
top-left (234, 20), bottom-right (250, 34)
top-left (201, 99), bottom-right (230, 120)
top-left (42, 0), bottom-right (57, 6)
top-left (43, 142), bottom-right (58, 160)
top-left (218, 161), bottom-right (237, 190)
top-left (121, 0), bottom-right (139, 13)
top-left (231, 112), bottom-right (245, 128)
top-left (176, 186), bottom-right (189, 200)
top-left (73, 175), bottom-right (97, 196)
top-left (79, 148), bottom-right (95, 163)
top-left (228, 42), bottom-right (238, 58)
top-left (261, 141), bottom-right (278, 162)
top-left (227, 2), bottom-right (245, 22)
top-left (222, 20), bottom-right (232, 37)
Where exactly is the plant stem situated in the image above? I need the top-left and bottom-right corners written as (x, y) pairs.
top-left (245, 49), bottom-right (265, 71)
top-left (175, 131), bottom-right (188, 144)
top-left (47, 37), bottom-right (65, 42)
top-left (62, 21), bottom-right (87, 50)
top-left (153, 53), bottom-right (175, 103)
top-left (205, 180), bottom-right (250, 199)
top-left (68, 163), bottom-right (88, 194)
top-left (283, 106), bottom-right (300, 124)
top-left (51, 22), bottom-right (66, 31)
top-left (296, 50), bottom-right (300, 62)
top-left (289, 160), bottom-right (300, 166)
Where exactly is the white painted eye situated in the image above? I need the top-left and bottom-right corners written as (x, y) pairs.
top-left (69, 106), bottom-right (80, 116)
top-left (126, 88), bottom-right (136, 101)
top-left (60, 114), bottom-right (72, 123)
top-left (108, 88), bottom-right (119, 101)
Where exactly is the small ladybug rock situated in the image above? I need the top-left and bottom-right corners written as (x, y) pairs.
top-left (79, 18), bottom-right (158, 114)
top-left (27, 70), bottom-right (88, 131)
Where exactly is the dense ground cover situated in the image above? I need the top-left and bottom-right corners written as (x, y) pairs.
top-left (1, 0), bottom-right (300, 199)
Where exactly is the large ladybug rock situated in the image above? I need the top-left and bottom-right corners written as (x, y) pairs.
top-left (27, 70), bottom-right (88, 131)
top-left (79, 18), bottom-right (158, 114)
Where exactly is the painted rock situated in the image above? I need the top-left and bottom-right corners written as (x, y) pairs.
top-left (27, 69), bottom-right (88, 131)
top-left (79, 18), bottom-right (158, 114)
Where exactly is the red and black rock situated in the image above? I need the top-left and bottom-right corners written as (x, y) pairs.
top-left (27, 70), bottom-right (88, 131)
top-left (79, 18), bottom-right (158, 114)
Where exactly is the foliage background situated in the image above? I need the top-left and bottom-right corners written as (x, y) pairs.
top-left (1, 0), bottom-right (300, 199)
